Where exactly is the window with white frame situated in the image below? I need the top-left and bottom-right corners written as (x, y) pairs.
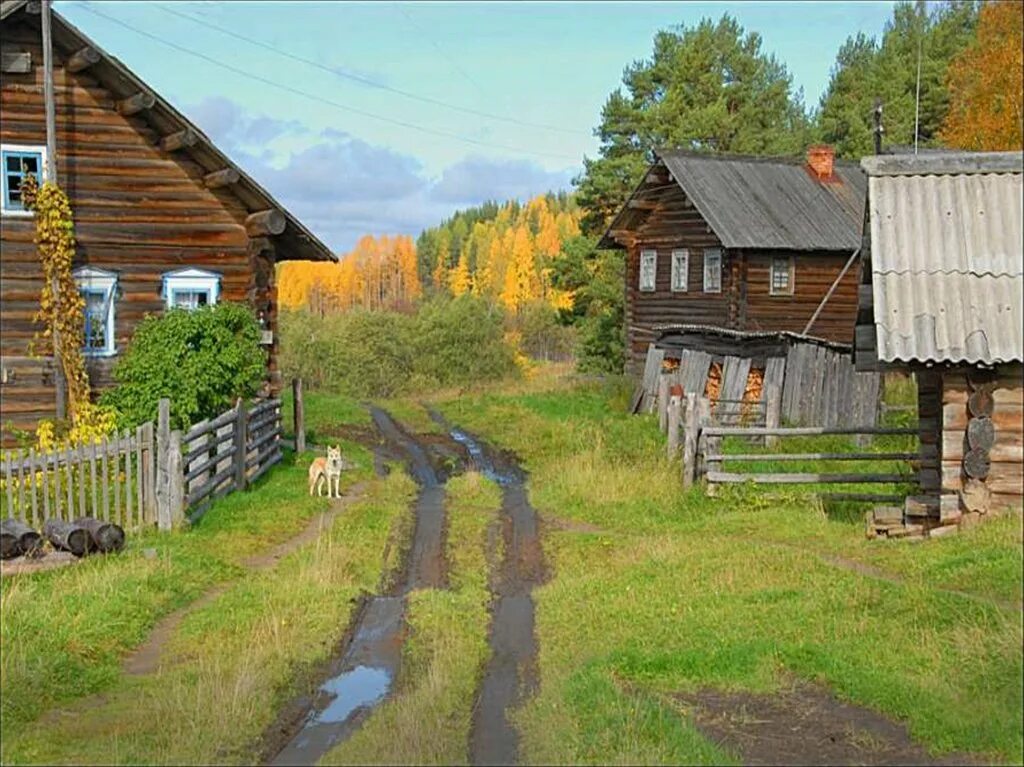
top-left (638, 249), bottom-right (657, 292)
top-left (770, 257), bottom-right (794, 295)
top-left (74, 267), bottom-right (118, 357)
top-left (1, 144), bottom-right (46, 215)
top-left (670, 249), bottom-right (689, 292)
top-left (162, 268), bottom-right (221, 310)
top-left (703, 248), bottom-right (722, 293)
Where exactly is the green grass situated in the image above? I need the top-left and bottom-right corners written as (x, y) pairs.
top-left (323, 471), bottom-right (500, 765)
top-left (280, 389), bottom-right (369, 444)
top-left (435, 379), bottom-right (1024, 764)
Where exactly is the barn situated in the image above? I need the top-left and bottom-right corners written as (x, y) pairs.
top-left (0, 1), bottom-right (335, 444)
top-left (856, 151), bottom-right (1023, 536)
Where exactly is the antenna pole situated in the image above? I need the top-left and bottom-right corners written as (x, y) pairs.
top-left (914, 27), bottom-right (923, 154)
top-left (873, 98), bottom-right (884, 155)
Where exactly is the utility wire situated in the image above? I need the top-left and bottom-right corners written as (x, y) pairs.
top-left (77, 6), bottom-right (581, 162)
top-left (153, 3), bottom-right (588, 138)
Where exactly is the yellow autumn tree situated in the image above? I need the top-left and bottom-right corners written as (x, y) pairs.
top-left (941, 0), bottom-right (1024, 151)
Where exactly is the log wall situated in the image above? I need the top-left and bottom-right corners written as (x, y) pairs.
top-left (0, 17), bottom-right (281, 443)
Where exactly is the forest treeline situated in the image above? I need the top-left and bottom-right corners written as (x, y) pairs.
top-left (277, 0), bottom-right (1021, 377)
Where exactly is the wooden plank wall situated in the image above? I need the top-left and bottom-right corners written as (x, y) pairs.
top-left (0, 16), bottom-right (279, 442)
top-left (940, 364), bottom-right (1023, 513)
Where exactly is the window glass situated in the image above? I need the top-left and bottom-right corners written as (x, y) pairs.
top-left (771, 257), bottom-right (793, 294)
top-left (671, 249), bottom-right (689, 292)
top-left (1, 149), bottom-right (42, 212)
top-left (172, 289), bottom-right (210, 310)
top-left (81, 289), bottom-right (111, 352)
top-left (163, 270), bottom-right (220, 310)
top-left (703, 249), bottom-right (722, 293)
top-left (639, 250), bottom-right (657, 291)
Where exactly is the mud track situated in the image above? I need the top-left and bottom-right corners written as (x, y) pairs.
top-left (264, 408), bottom-right (472, 765)
top-left (429, 410), bottom-right (548, 767)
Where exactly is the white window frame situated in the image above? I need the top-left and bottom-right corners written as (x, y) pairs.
top-left (770, 256), bottom-right (794, 296)
top-left (703, 248), bottom-right (722, 293)
top-left (670, 249), bottom-right (689, 292)
top-left (1, 143), bottom-right (48, 217)
top-left (161, 268), bottom-right (221, 310)
top-left (73, 266), bottom-right (118, 357)
top-left (639, 249), bottom-right (657, 292)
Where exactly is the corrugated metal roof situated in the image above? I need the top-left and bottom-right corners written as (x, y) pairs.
top-left (659, 151), bottom-right (866, 251)
top-left (862, 152), bottom-right (1024, 365)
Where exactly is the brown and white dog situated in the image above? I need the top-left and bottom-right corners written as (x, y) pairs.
top-left (308, 445), bottom-right (345, 498)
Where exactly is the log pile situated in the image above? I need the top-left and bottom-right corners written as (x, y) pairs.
top-left (1, 516), bottom-right (126, 572)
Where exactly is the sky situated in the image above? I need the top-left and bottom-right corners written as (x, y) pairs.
top-left (56, 1), bottom-right (896, 252)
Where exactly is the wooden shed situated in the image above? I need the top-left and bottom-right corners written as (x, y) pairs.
top-left (0, 1), bottom-right (335, 444)
top-left (599, 146), bottom-right (867, 374)
top-left (856, 151), bottom-right (1023, 536)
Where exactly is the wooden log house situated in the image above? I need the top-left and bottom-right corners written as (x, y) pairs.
top-left (0, 1), bottom-right (335, 444)
top-left (599, 146), bottom-right (867, 374)
top-left (856, 152), bottom-right (1023, 537)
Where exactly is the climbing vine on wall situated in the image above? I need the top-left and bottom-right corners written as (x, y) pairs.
top-left (22, 173), bottom-right (91, 419)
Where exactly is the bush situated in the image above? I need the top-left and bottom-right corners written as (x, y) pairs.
top-left (101, 303), bottom-right (266, 430)
top-left (509, 300), bottom-right (576, 362)
top-left (279, 296), bottom-right (518, 397)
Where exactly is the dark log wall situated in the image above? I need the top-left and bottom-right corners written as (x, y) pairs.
top-left (0, 17), bottom-right (278, 443)
top-left (622, 186), bottom-right (860, 371)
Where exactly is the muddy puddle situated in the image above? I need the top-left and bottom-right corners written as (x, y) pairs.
top-left (429, 410), bottom-right (548, 766)
top-left (266, 408), bottom-right (458, 765)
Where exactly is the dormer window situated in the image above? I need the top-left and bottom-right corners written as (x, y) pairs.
top-left (73, 267), bottom-right (119, 357)
top-left (1, 144), bottom-right (46, 215)
top-left (161, 268), bottom-right (221, 310)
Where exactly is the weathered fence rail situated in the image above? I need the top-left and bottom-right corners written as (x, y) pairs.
top-left (2, 396), bottom-right (283, 532)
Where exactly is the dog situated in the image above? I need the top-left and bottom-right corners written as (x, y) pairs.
top-left (308, 445), bottom-right (345, 498)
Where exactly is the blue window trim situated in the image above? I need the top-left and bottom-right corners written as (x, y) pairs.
top-left (2, 148), bottom-right (44, 213)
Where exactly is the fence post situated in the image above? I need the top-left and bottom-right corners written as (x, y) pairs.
top-left (155, 398), bottom-right (171, 531)
top-left (168, 430), bottom-right (184, 527)
top-left (666, 390), bottom-right (682, 458)
top-left (657, 373), bottom-right (671, 434)
top-left (234, 398), bottom-right (248, 492)
top-left (765, 382), bottom-right (782, 449)
top-left (682, 392), bottom-right (698, 489)
top-left (293, 378), bottom-right (306, 453)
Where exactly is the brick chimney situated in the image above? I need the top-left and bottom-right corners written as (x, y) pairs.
top-left (806, 144), bottom-right (835, 181)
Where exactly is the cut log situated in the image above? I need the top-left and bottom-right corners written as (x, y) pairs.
top-left (967, 416), bottom-right (995, 450)
top-left (967, 389), bottom-right (994, 418)
top-left (74, 517), bottom-right (125, 553)
top-left (43, 519), bottom-right (92, 557)
top-left (203, 168), bottom-right (240, 188)
top-left (65, 46), bottom-right (101, 73)
top-left (0, 518), bottom-right (42, 558)
top-left (959, 478), bottom-right (991, 513)
top-left (967, 369), bottom-right (996, 390)
top-left (160, 128), bottom-right (199, 152)
top-left (1, 530), bottom-right (19, 560)
top-left (116, 91), bottom-right (156, 116)
top-left (244, 209), bottom-right (286, 236)
top-left (962, 448), bottom-right (991, 480)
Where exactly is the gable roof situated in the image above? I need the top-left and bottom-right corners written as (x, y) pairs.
top-left (861, 151), bottom-right (1023, 365)
top-left (599, 150), bottom-right (866, 252)
top-left (1, 1), bottom-right (335, 262)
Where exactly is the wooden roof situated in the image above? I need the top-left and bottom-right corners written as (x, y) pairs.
top-left (0, 0), bottom-right (336, 262)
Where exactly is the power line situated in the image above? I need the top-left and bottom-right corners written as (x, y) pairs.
top-left (152, 3), bottom-right (589, 139)
top-left (76, 6), bottom-right (580, 163)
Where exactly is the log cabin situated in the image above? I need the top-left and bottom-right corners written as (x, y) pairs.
top-left (599, 146), bottom-right (867, 375)
top-left (0, 1), bottom-right (335, 444)
top-left (856, 151), bottom-right (1023, 537)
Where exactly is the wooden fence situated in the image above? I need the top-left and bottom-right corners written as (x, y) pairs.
top-left (1, 396), bottom-right (282, 531)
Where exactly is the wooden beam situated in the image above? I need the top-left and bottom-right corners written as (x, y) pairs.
top-left (25, 1), bottom-right (41, 13)
top-left (245, 209), bottom-right (286, 237)
top-left (1, 49), bottom-right (31, 74)
top-left (858, 284), bottom-right (874, 311)
top-left (159, 128), bottom-right (199, 152)
top-left (627, 200), bottom-right (659, 211)
top-left (116, 91), bottom-right (155, 116)
top-left (65, 46), bottom-right (101, 73)
top-left (203, 167), bottom-right (240, 188)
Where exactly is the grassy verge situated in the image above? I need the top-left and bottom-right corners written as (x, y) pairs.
top-left (1, 464), bottom-right (415, 766)
top-left (436, 379), bottom-right (1023, 764)
top-left (323, 471), bottom-right (499, 765)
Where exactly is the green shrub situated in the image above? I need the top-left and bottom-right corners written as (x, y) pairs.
top-left (510, 300), bottom-right (576, 362)
top-left (101, 303), bottom-right (266, 430)
top-left (413, 295), bottom-right (518, 386)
